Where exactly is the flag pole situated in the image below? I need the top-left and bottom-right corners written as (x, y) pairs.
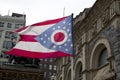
top-left (62, 7), bottom-right (65, 79)
top-left (70, 57), bottom-right (74, 80)
top-left (71, 13), bottom-right (74, 80)
top-left (63, 7), bottom-right (65, 17)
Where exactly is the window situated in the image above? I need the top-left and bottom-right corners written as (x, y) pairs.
top-left (39, 64), bottom-right (43, 69)
top-left (0, 22), bottom-right (4, 27)
top-left (11, 33), bottom-right (17, 39)
top-left (49, 72), bottom-right (52, 76)
top-left (79, 66), bottom-right (82, 79)
top-left (49, 65), bottom-right (52, 70)
top-left (110, 2), bottom-right (116, 18)
top-left (7, 23), bottom-right (12, 28)
top-left (44, 64), bottom-right (47, 68)
top-left (3, 41), bottom-right (12, 49)
top-left (97, 18), bottom-right (102, 32)
top-left (53, 65), bottom-right (56, 70)
top-left (5, 31), bottom-right (12, 39)
top-left (50, 58), bottom-right (53, 62)
top-left (15, 24), bottom-right (22, 29)
top-left (0, 30), bottom-right (3, 37)
top-left (40, 59), bottom-right (43, 61)
top-left (44, 59), bottom-right (47, 62)
top-left (98, 48), bottom-right (108, 67)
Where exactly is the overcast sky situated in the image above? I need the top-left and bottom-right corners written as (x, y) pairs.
top-left (0, 0), bottom-right (96, 25)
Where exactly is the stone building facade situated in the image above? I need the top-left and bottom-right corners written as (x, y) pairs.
top-left (56, 0), bottom-right (120, 80)
top-left (0, 64), bottom-right (44, 80)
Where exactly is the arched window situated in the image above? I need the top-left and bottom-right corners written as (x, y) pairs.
top-left (60, 77), bottom-right (62, 80)
top-left (74, 62), bottom-right (82, 80)
top-left (67, 70), bottom-right (71, 80)
top-left (79, 66), bottom-right (82, 79)
top-left (98, 48), bottom-right (108, 67)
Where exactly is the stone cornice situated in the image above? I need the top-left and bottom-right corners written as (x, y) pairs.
top-left (0, 16), bottom-right (25, 23)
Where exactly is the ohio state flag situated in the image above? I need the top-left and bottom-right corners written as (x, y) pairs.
top-left (6, 14), bottom-right (73, 58)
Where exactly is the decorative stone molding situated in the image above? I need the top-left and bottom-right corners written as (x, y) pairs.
top-left (93, 65), bottom-right (115, 80)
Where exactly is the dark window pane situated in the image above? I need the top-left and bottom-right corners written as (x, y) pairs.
top-left (0, 30), bottom-right (3, 37)
top-left (3, 41), bottom-right (12, 49)
top-left (5, 31), bottom-right (12, 38)
top-left (15, 24), bottom-right (22, 29)
top-left (7, 23), bottom-right (12, 28)
top-left (98, 48), bottom-right (108, 66)
top-left (0, 22), bottom-right (4, 27)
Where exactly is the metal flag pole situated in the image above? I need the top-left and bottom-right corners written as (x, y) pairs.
top-left (62, 7), bottom-right (65, 80)
top-left (71, 56), bottom-right (74, 80)
top-left (63, 7), bottom-right (65, 17)
top-left (62, 8), bottom-right (74, 80)
top-left (71, 13), bottom-right (74, 80)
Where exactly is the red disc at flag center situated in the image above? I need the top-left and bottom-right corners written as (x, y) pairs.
top-left (51, 30), bottom-right (68, 45)
top-left (54, 32), bottom-right (65, 42)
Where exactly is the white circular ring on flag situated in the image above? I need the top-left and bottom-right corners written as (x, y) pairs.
top-left (51, 30), bottom-right (68, 45)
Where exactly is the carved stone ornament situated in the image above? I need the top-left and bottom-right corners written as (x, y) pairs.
top-left (93, 66), bottom-right (115, 80)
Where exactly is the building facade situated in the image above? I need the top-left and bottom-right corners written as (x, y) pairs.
top-left (0, 65), bottom-right (44, 80)
top-left (39, 58), bottom-right (57, 80)
top-left (0, 13), bottom-right (26, 64)
top-left (56, 0), bottom-right (120, 80)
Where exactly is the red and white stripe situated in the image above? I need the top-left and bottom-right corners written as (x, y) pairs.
top-left (6, 16), bottom-right (72, 58)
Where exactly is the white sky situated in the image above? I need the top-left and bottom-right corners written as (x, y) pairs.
top-left (0, 0), bottom-right (96, 25)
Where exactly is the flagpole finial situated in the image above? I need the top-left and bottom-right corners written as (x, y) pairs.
top-left (63, 7), bottom-right (65, 17)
